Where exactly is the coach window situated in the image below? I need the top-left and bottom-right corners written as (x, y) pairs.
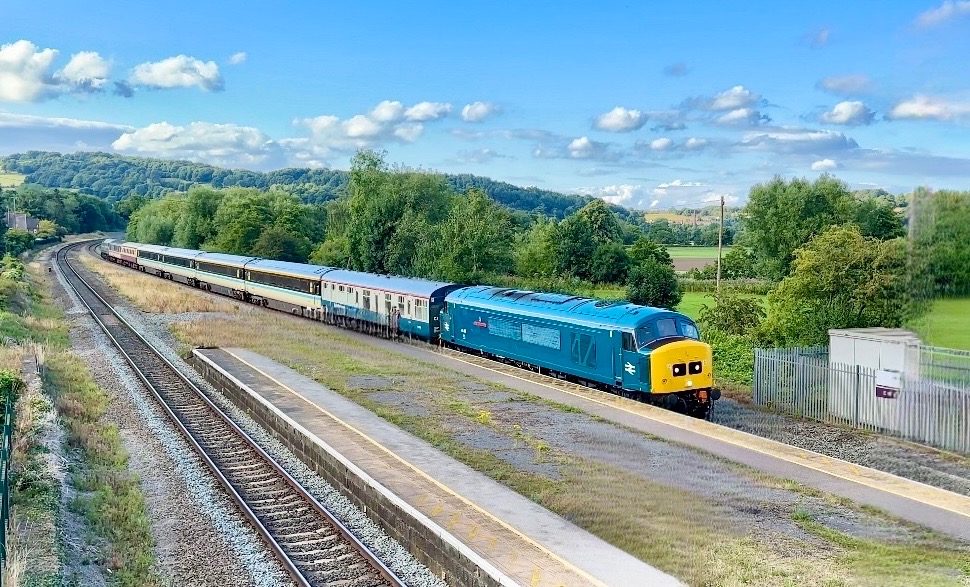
top-left (363, 290), bottom-right (371, 310)
top-left (622, 332), bottom-right (636, 352)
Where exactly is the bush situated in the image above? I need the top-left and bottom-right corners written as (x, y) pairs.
top-left (627, 258), bottom-right (681, 310)
top-left (702, 328), bottom-right (755, 386)
top-left (0, 368), bottom-right (24, 403)
top-left (698, 294), bottom-right (765, 338)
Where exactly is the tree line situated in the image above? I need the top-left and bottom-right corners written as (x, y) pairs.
top-left (692, 176), bottom-right (967, 385)
top-left (2, 150), bottom-right (624, 220)
top-left (123, 150), bottom-right (684, 310)
top-left (0, 183), bottom-right (122, 256)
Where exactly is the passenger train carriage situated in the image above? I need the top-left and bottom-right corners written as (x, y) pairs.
top-left (100, 239), bottom-right (719, 417)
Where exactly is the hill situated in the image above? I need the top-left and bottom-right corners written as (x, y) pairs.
top-left (0, 151), bottom-right (611, 220)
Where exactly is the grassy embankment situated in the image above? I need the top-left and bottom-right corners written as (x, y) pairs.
top-left (83, 254), bottom-right (970, 587)
top-left (3, 249), bottom-right (161, 586)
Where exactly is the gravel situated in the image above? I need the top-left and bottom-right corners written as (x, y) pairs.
top-left (48, 247), bottom-right (291, 587)
top-left (70, 247), bottom-right (445, 587)
top-left (713, 398), bottom-right (970, 496)
top-left (385, 375), bottom-right (939, 545)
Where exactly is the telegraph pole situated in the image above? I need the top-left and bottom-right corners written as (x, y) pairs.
top-left (716, 195), bottom-right (724, 295)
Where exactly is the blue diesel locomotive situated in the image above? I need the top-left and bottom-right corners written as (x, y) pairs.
top-left (100, 239), bottom-right (718, 417)
top-left (440, 286), bottom-right (717, 417)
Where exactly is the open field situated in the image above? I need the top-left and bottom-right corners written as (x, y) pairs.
top-left (0, 172), bottom-right (25, 187)
top-left (644, 211), bottom-right (717, 225)
top-left (917, 298), bottom-right (970, 351)
top-left (82, 253), bottom-right (970, 586)
top-left (666, 246), bottom-right (725, 271)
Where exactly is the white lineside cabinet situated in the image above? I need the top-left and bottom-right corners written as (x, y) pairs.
top-left (827, 328), bottom-right (922, 430)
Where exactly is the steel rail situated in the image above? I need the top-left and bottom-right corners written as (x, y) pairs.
top-left (57, 241), bottom-right (404, 587)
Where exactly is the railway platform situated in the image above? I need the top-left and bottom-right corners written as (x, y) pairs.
top-left (192, 347), bottom-right (681, 587)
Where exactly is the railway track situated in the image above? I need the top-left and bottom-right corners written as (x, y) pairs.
top-left (57, 242), bottom-right (404, 587)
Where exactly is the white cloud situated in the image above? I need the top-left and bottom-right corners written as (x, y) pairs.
top-left (457, 148), bottom-right (510, 163)
top-left (294, 100), bottom-right (449, 155)
top-left (715, 107), bottom-right (768, 126)
top-left (887, 95), bottom-right (970, 122)
top-left (404, 101), bottom-right (451, 121)
top-left (650, 137), bottom-right (674, 151)
top-left (0, 111), bottom-right (132, 154)
top-left (343, 114), bottom-right (383, 138)
top-left (739, 127), bottom-right (858, 153)
top-left (577, 184), bottom-right (644, 206)
top-left (0, 40), bottom-right (114, 101)
top-left (568, 136), bottom-right (598, 158)
top-left (812, 158), bottom-right (839, 171)
top-left (709, 85), bottom-right (760, 111)
top-left (369, 100), bottom-right (405, 122)
top-left (55, 51), bottom-right (110, 92)
top-left (916, 1), bottom-right (970, 27)
top-left (392, 123), bottom-right (423, 142)
top-left (461, 101), bottom-right (500, 122)
top-left (593, 106), bottom-right (648, 132)
top-left (820, 101), bottom-right (875, 126)
top-left (229, 52), bottom-right (247, 65)
top-left (657, 179), bottom-right (706, 188)
top-left (112, 121), bottom-right (282, 168)
top-left (816, 74), bottom-right (872, 96)
top-left (0, 40), bottom-right (60, 102)
top-left (684, 137), bottom-right (709, 150)
top-left (130, 55), bottom-right (224, 91)
top-left (566, 136), bottom-right (616, 160)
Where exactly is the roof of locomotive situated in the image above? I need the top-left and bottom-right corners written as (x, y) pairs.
top-left (322, 269), bottom-right (459, 299)
top-left (445, 285), bottom-right (685, 330)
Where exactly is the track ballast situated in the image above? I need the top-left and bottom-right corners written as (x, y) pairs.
top-left (57, 242), bottom-right (403, 587)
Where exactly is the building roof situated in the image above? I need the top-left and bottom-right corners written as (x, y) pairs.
top-left (445, 286), bottom-right (682, 330)
top-left (245, 259), bottom-right (334, 279)
top-left (322, 269), bottom-right (459, 299)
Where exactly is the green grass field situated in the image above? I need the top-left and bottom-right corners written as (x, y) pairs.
top-left (917, 298), bottom-right (970, 350)
top-left (0, 172), bottom-right (25, 187)
top-left (665, 246), bottom-right (726, 259)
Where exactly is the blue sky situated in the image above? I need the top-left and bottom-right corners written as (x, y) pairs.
top-left (2, 1), bottom-right (970, 208)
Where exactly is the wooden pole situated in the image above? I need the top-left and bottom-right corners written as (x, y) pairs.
top-left (716, 195), bottom-right (724, 295)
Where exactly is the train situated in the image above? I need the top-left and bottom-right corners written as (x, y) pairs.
top-left (100, 238), bottom-right (720, 418)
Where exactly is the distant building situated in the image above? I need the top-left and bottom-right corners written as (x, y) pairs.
top-left (5, 212), bottom-right (40, 233)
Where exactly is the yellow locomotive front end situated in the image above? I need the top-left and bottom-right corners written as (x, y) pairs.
top-left (648, 338), bottom-right (719, 418)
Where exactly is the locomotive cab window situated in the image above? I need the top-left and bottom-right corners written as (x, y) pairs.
top-left (681, 322), bottom-right (699, 340)
top-left (655, 318), bottom-right (678, 339)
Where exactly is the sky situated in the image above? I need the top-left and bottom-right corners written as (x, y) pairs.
top-left (2, 1), bottom-right (970, 209)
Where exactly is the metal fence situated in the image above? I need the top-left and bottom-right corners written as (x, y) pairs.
top-left (753, 346), bottom-right (970, 454)
top-left (0, 394), bottom-right (12, 581)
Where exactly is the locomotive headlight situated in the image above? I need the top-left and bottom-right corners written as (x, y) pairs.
top-left (686, 380), bottom-right (693, 387)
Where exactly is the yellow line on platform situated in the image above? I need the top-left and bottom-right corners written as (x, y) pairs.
top-left (435, 349), bottom-right (970, 521)
top-left (220, 348), bottom-right (609, 587)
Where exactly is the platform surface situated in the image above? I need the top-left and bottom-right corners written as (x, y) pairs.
top-left (196, 347), bottom-right (682, 587)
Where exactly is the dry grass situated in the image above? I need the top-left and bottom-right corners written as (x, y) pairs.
top-left (80, 254), bottom-right (239, 314)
